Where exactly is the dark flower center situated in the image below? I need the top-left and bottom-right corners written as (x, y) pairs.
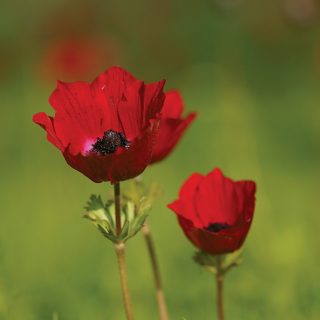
top-left (206, 223), bottom-right (230, 233)
top-left (91, 130), bottom-right (130, 155)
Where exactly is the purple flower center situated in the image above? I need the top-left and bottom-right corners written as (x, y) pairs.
top-left (206, 223), bottom-right (230, 233)
top-left (91, 130), bottom-right (130, 155)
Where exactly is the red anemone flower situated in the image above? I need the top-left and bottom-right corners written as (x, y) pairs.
top-left (40, 37), bottom-right (117, 82)
top-left (168, 168), bottom-right (256, 255)
top-left (151, 90), bottom-right (196, 164)
top-left (33, 66), bottom-right (165, 183)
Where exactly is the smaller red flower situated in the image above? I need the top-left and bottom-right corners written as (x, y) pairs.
top-left (151, 90), bottom-right (196, 164)
top-left (168, 168), bottom-right (256, 255)
top-left (33, 66), bottom-right (165, 183)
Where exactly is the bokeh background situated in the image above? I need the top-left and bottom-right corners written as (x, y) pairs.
top-left (1, 0), bottom-right (320, 319)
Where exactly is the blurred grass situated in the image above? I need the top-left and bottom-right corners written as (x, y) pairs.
top-left (1, 0), bottom-right (320, 319)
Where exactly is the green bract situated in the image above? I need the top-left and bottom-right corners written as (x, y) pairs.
top-left (84, 194), bottom-right (149, 243)
top-left (193, 249), bottom-right (243, 275)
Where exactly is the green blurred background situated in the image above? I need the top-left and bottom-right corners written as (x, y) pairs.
top-left (1, 0), bottom-right (320, 319)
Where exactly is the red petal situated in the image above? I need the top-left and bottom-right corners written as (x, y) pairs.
top-left (151, 112), bottom-right (197, 163)
top-left (194, 168), bottom-right (241, 227)
top-left (106, 119), bottom-right (159, 182)
top-left (168, 173), bottom-right (204, 227)
top-left (234, 180), bottom-right (256, 224)
top-left (143, 80), bottom-right (166, 125)
top-left (177, 215), bottom-right (251, 254)
top-left (117, 80), bottom-right (144, 139)
top-left (92, 67), bottom-right (165, 139)
top-left (49, 81), bottom-right (109, 154)
top-left (32, 112), bottom-right (64, 151)
top-left (91, 66), bottom-right (137, 107)
top-left (162, 90), bottom-right (184, 118)
top-left (63, 119), bottom-right (159, 183)
top-left (196, 225), bottom-right (249, 254)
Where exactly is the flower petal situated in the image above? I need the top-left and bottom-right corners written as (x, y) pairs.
top-left (168, 173), bottom-right (204, 227)
top-left (162, 90), bottom-right (184, 118)
top-left (63, 119), bottom-right (159, 183)
top-left (91, 66), bottom-right (137, 107)
top-left (234, 180), bottom-right (256, 224)
top-left (194, 168), bottom-right (241, 227)
top-left (177, 214), bottom-right (252, 254)
top-left (191, 222), bottom-right (250, 254)
top-left (32, 112), bottom-right (64, 151)
top-left (49, 81), bottom-right (109, 154)
top-left (143, 80), bottom-right (166, 124)
top-left (151, 112), bottom-right (197, 163)
top-left (117, 80), bottom-right (144, 139)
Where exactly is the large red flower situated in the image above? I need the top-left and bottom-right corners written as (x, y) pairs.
top-left (168, 168), bottom-right (256, 255)
top-left (151, 90), bottom-right (196, 164)
top-left (33, 66), bottom-right (165, 183)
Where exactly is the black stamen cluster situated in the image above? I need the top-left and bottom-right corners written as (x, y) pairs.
top-left (206, 222), bottom-right (230, 233)
top-left (91, 130), bottom-right (130, 155)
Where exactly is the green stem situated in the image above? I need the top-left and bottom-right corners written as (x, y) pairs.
top-left (114, 182), bottom-right (121, 235)
top-left (115, 242), bottom-right (135, 320)
top-left (216, 255), bottom-right (224, 320)
top-left (142, 222), bottom-right (169, 320)
top-left (113, 182), bottom-right (134, 320)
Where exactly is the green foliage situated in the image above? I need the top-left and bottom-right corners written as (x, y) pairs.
top-left (84, 194), bottom-right (149, 243)
top-left (193, 250), bottom-right (243, 275)
top-left (84, 195), bottom-right (104, 212)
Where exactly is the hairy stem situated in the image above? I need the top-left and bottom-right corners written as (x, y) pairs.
top-left (115, 242), bottom-right (135, 320)
top-left (113, 182), bottom-right (134, 320)
top-left (142, 222), bottom-right (169, 320)
top-left (114, 182), bottom-right (121, 235)
top-left (216, 255), bottom-right (224, 320)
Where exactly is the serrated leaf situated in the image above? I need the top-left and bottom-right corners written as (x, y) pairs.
top-left (193, 251), bottom-right (218, 274)
top-left (120, 219), bottom-right (130, 241)
top-left (97, 224), bottom-right (117, 242)
top-left (132, 211), bottom-right (148, 230)
top-left (125, 201), bottom-right (135, 222)
top-left (103, 202), bottom-right (115, 231)
top-left (193, 250), bottom-right (243, 275)
top-left (84, 190), bottom-right (153, 244)
top-left (125, 212), bottom-right (149, 241)
top-left (222, 249), bottom-right (243, 274)
top-left (85, 195), bottom-right (104, 211)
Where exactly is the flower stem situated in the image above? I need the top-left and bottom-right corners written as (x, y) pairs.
top-left (216, 255), bottom-right (224, 320)
top-left (114, 182), bottom-right (121, 236)
top-left (142, 222), bottom-right (169, 320)
top-left (113, 182), bottom-right (134, 320)
top-left (115, 242), bottom-right (135, 320)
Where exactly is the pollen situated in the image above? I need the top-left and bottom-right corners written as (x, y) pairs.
top-left (91, 130), bottom-right (130, 155)
top-left (206, 223), bottom-right (230, 233)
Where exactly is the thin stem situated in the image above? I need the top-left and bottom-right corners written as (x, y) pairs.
top-left (216, 255), bottom-right (224, 320)
top-left (113, 182), bottom-right (134, 320)
top-left (142, 222), bottom-right (169, 320)
top-left (115, 242), bottom-right (135, 320)
top-left (114, 182), bottom-right (121, 235)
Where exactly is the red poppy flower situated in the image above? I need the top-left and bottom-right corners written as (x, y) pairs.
top-left (151, 90), bottom-right (196, 164)
top-left (39, 37), bottom-right (117, 82)
top-left (168, 168), bottom-right (256, 255)
top-left (33, 66), bottom-right (165, 183)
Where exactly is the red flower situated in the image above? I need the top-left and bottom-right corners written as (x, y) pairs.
top-left (151, 90), bottom-right (196, 164)
top-left (168, 168), bottom-right (256, 255)
top-left (39, 37), bottom-right (117, 82)
top-left (33, 66), bottom-right (165, 183)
